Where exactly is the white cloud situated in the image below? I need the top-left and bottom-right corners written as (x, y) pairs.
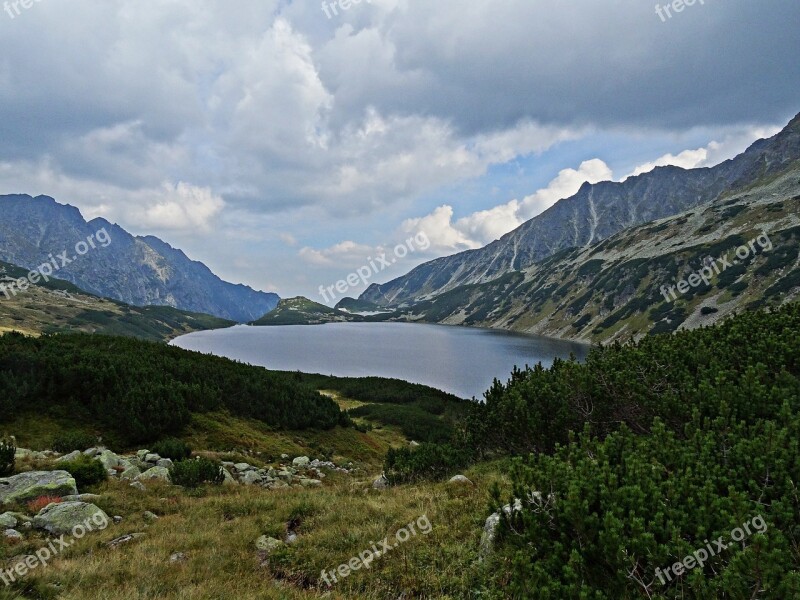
top-left (401, 159), bottom-right (614, 252)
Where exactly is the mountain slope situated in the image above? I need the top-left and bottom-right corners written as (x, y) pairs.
top-left (252, 296), bottom-right (365, 325)
top-left (361, 112), bottom-right (800, 307)
top-left (0, 259), bottom-right (234, 341)
top-left (0, 195), bottom-right (279, 322)
top-left (388, 162), bottom-right (800, 343)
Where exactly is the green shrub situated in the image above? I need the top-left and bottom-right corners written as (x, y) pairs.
top-left (59, 454), bottom-right (108, 488)
top-left (0, 437), bottom-right (15, 476)
top-left (150, 438), bottom-right (192, 462)
top-left (384, 443), bottom-right (471, 484)
top-left (51, 432), bottom-right (97, 453)
top-left (169, 457), bottom-right (225, 488)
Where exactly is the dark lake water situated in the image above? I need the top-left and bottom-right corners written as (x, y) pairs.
top-left (170, 322), bottom-right (589, 399)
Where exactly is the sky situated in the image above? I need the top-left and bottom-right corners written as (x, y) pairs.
top-left (0, 0), bottom-right (798, 304)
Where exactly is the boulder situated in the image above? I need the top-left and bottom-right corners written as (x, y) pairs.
top-left (0, 471), bottom-right (78, 505)
top-left (143, 511), bottom-right (159, 522)
top-left (56, 451), bottom-right (82, 463)
top-left (479, 499), bottom-right (523, 559)
top-left (135, 467), bottom-right (170, 483)
top-left (144, 453), bottom-right (161, 464)
top-left (221, 469), bottom-right (238, 486)
top-left (136, 450), bottom-right (150, 460)
top-left (96, 450), bottom-right (122, 471)
top-left (448, 475), bottom-right (474, 486)
top-left (0, 512), bottom-right (18, 528)
top-left (129, 481), bottom-right (146, 492)
top-left (4, 529), bottom-right (22, 543)
top-left (62, 494), bottom-right (102, 502)
top-left (240, 471), bottom-right (262, 486)
top-left (372, 475), bottom-right (389, 490)
top-left (299, 478), bottom-right (322, 487)
top-left (83, 447), bottom-right (100, 457)
top-left (107, 532), bottom-right (145, 548)
top-left (276, 470), bottom-right (294, 482)
top-left (120, 466), bottom-right (142, 481)
top-left (292, 456), bottom-right (310, 468)
top-left (32, 502), bottom-right (109, 536)
top-left (156, 458), bottom-right (174, 470)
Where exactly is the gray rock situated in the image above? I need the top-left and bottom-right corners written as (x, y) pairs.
top-left (0, 471), bottom-right (78, 505)
top-left (96, 450), bottom-right (122, 471)
top-left (448, 475), bottom-right (473, 486)
top-left (292, 456), bottom-right (310, 468)
top-left (120, 466), bottom-right (142, 481)
top-left (266, 480), bottom-right (289, 490)
top-left (234, 463), bottom-right (252, 472)
top-left (221, 469), bottom-right (238, 486)
top-left (0, 512), bottom-right (18, 528)
top-left (33, 502), bottom-right (110, 536)
top-left (479, 499), bottom-right (523, 559)
top-left (56, 450), bottom-right (82, 463)
top-left (113, 516), bottom-right (123, 524)
top-left (136, 450), bottom-right (150, 460)
top-left (4, 529), bottom-right (22, 542)
top-left (156, 458), bottom-right (174, 469)
top-left (276, 470), bottom-right (293, 482)
top-left (129, 481), bottom-right (146, 492)
top-left (280, 454), bottom-right (289, 460)
top-left (144, 453), bottom-right (161, 464)
top-left (143, 511), bottom-right (159, 522)
top-left (169, 552), bottom-right (188, 563)
top-left (240, 471), bottom-right (262, 486)
top-left (372, 475), bottom-right (389, 490)
top-left (107, 532), bottom-right (145, 548)
top-left (299, 478), bottom-right (322, 487)
top-left (83, 447), bottom-right (100, 457)
top-left (255, 536), bottom-right (283, 554)
top-left (62, 494), bottom-right (102, 502)
top-left (135, 467), bottom-right (170, 483)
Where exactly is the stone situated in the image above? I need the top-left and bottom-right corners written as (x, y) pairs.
top-left (96, 449), bottom-right (123, 471)
top-left (0, 512), bottom-right (18, 528)
top-left (479, 499), bottom-right (523, 559)
top-left (240, 471), bottom-right (262, 486)
top-left (0, 471), bottom-right (78, 505)
top-left (292, 456), bottom-right (310, 468)
top-left (120, 466), bottom-right (142, 481)
top-left (372, 475), bottom-right (389, 490)
top-left (113, 515), bottom-right (123, 524)
top-left (62, 494), bottom-right (102, 502)
top-left (221, 469), bottom-right (238, 486)
top-left (83, 447), bottom-right (100, 457)
top-left (129, 481), bottom-right (146, 492)
top-left (32, 502), bottom-right (110, 536)
top-left (4, 529), bottom-right (22, 543)
top-left (136, 450), bottom-right (150, 460)
top-left (135, 467), bottom-right (170, 483)
top-left (299, 478), bottom-right (322, 487)
top-left (280, 454), bottom-right (289, 460)
top-left (107, 532), bottom-right (145, 548)
top-left (276, 470), bottom-right (293, 482)
top-left (56, 450), bottom-right (82, 463)
top-left (144, 453), bottom-right (161, 464)
top-left (234, 463), bottom-right (252, 472)
top-left (156, 458), bottom-right (174, 469)
top-left (143, 511), bottom-right (159, 522)
top-left (448, 475), bottom-right (474, 486)
top-left (170, 552), bottom-right (188, 563)
top-left (255, 536), bottom-right (284, 554)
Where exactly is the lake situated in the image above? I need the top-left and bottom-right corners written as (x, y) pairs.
top-left (170, 322), bottom-right (589, 399)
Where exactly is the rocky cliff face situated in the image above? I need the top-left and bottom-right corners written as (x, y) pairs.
top-left (360, 113), bottom-right (800, 307)
top-left (0, 195), bottom-right (278, 322)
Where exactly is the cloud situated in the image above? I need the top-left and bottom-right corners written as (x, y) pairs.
top-left (401, 159), bottom-right (614, 252)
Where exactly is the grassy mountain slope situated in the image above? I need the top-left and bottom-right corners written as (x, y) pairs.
top-left (387, 161), bottom-right (800, 343)
top-left (0, 260), bottom-right (233, 341)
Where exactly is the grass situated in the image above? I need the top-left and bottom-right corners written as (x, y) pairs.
top-left (0, 460), bottom-right (510, 600)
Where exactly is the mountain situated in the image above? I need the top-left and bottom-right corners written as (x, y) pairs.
top-left (360, 112), bottom-right (800, 307)
top-left (387, 167), bottom-right (799, 342)
top-left (0, 195), bottom-right (279, 322)
top-left (0, 259), bottom-right (234, 341)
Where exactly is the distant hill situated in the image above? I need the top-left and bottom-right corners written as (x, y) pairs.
top-left (252, 296), bottom-right (365, 326)
top-left (0, 195), bottom-right (279, 322)
top-left (0, 259), bottom-right (234, 341)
